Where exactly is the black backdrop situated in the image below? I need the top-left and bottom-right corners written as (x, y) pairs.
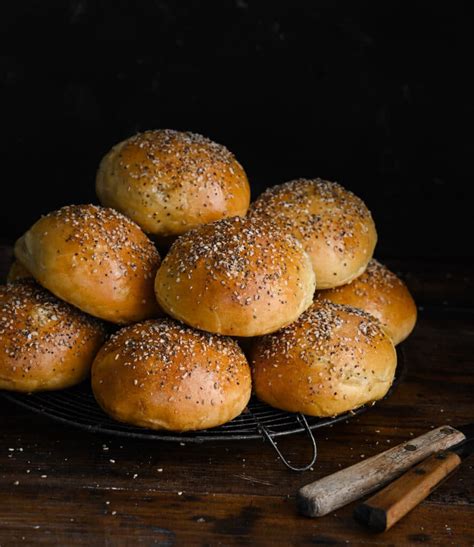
top-left (1, 1), bottom-right (473, 258)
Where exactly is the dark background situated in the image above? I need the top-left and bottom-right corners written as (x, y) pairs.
top-left (1, 1), bottom-right (473, 258)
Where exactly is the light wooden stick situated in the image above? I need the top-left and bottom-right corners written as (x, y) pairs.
top-left (353, 450), bottom-right (461, 531)
top-left (297, 425), bottom-right (465, 517)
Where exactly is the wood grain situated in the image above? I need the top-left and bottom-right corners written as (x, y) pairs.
top-left (297, 426), bottom-right (465, 517)
top-left (354, 450), bottom-right (462, 532)
top-left (0, 245), bottom-right (473, 545)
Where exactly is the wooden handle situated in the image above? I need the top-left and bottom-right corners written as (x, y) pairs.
top-left (354, 450), bottom-right (461, 531)
top-left (297, 425), bottom-right (465, 517)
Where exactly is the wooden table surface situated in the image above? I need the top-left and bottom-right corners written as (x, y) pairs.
top-left (0, 245), bottom-right (473, 546)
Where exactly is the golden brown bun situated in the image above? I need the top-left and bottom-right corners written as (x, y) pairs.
top-left (154, 216), bottom-right (316, 337)
top-left (316, 259), bottom-right (417, 345)
top-left (91, 319), bottom-right (252, 431)
top-left (249, 179), bottom-right (377, 289)
top-left (251, 300), bottom-right (396, 417)
top-left (7, 260), bottom-right (32, 282)
top-left (0, 280), bottom-right (107, 392)
top-left (14, 204), bottom-right (161, 325)
top-left (96, 129), bottom-right (250, 241)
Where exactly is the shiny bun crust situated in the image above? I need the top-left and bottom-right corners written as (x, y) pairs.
top-left (91, 319), bottom-right (252, 431)
top-left (14, 204), bottom-right (161, 324)
top-left (251, 300), bottom-right (396, 417)
top-left (316, 259), bottom-right (417, 345)
top-left (249, 178), bottom-right (377, 289)
top-left (154, 216), bottom-right (316, 337)
top-left (96, 129), bottom-right (250, 241)
top-left (7, 260), bottom-right (32, 282)
top-left (0, 280), bottom-right (106, 392)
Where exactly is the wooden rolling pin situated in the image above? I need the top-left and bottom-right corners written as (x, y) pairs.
top-left (297, 425), bottom-right (467, 517)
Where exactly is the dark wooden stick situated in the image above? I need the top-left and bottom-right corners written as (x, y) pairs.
top-left (354, 450), bottom-right (461, 532)
top-left (297, 425), bottom-right (465, 517)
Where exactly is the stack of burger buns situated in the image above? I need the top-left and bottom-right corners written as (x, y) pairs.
top-left (0, 129), bottom-right (416, 431)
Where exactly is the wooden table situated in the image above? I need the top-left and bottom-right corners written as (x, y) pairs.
top-left (0, 245), bottom-right (473, 545)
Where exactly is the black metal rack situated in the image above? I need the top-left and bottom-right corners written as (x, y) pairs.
top-left (2, 347), bottom-right (405, 471)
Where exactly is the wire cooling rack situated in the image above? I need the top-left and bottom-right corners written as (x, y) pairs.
top-left (2, 347), bottom-right (406, 471)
